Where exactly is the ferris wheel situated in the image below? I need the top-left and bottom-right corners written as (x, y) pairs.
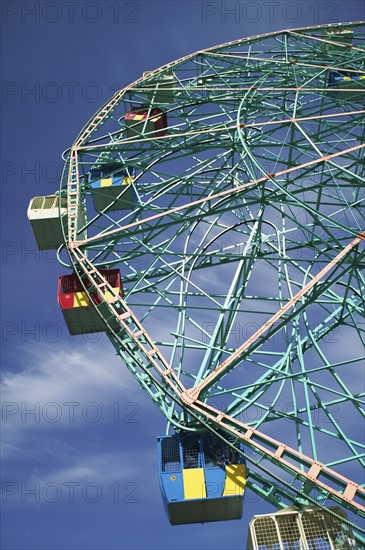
top-left (28, 22), bottom-right (365, 545)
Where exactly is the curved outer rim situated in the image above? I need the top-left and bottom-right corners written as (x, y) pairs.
top-left (60, 22), bottom-right (365, 531)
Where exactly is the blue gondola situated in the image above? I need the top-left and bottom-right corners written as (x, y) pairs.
top-left (327, 70), bottom-right (365, 101)
top-left (89, 165), bottom-right (135, 212)
top-left (158, 431), bottom-right (246, 525)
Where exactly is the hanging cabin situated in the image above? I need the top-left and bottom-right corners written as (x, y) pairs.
top-left (142, 71), bottom-right (176, 104)
top-left (246, 507), bottom-right (356, 550)
top-left (158, 431), bottom-right (246, 525)
top-left (27, 194), bottom-right (67, 250)
top-left (322, 27), bottom-right (365, 102)
top-left (58, 269), bottom-right (123, 335)
top-left (322, 26), bottom-right (353, 53)
top-left (125, 106), bottom-right (167, 138)
top-left (89, 165), bottom-right (135, 212)
top-left (327, 70), bottom-right (365, 101)
top-left (27, 194), bottom-right (86, 250)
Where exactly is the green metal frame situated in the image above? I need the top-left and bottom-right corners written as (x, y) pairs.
top-left (57, 23), bottom-right (365, 542)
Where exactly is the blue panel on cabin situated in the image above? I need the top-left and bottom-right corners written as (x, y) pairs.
top-left (111, 176), bottom-right (123, 187)
top-left (204, 467), bottom-right (226, 499)
top-left (158, 436), bottom-right (184, 506)
top-left (89, 174), bottom-right (129, 188)
top-left (327, 70), bottom-right (365, 101)
top-left (160, 472), bottom-right (184, 504)
top-left (89, 167), bottom-right (135, 211)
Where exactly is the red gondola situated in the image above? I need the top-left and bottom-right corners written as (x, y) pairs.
top-left (58, 269), bottom-right (123, 335)
top-left (125, 106), bottom-right (167, 138)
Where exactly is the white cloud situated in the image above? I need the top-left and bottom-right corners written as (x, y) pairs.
top-left (28, 449), bottom-right (152, 487)
top-left (1, 341), bottom-right (140, 458)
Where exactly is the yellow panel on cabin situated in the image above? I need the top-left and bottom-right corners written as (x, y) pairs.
top-left (104, 287), bottom-right (119, 301)
top-left (101, 178), bottom-right (112, 187)
top-left (223, 464), bottom-right (246, 496)
top-left (73, 292), bottom-right (90, 308)
top-left (183, 469), bottom-right (206, 500)
top-left (122, 177), bottom-right (134, 185)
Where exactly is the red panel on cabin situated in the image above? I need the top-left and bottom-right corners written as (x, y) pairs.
top-left (58, 292), bottom-right (75, 310)
top-left (125, 106), bottom-right (167, 137)
top-left (58, 269), bottom-right (123, 310)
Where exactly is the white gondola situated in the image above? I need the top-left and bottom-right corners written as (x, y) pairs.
top-left (246, 507), bottom-right (357, 550)
top-left (323, 26), bottom-right (353, 53)
top-left (27, 194), bottom-right (67, 250)
top-left (143, 71), bottom-right (176, 104)
top-left (27, 194), bottom-right (86, 250)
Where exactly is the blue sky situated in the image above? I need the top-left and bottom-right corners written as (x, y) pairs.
top-left (1, 1), bottom-right (365, 549)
